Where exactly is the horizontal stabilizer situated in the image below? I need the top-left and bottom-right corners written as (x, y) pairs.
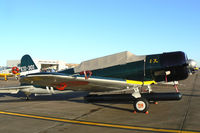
top-left (0, 85), bottom-right (33, 94)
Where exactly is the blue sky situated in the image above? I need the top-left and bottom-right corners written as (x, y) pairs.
top-left (0, 0), bottom-right (200, 66)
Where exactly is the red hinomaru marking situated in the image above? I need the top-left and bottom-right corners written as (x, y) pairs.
top-left (56, 82), bottom-right (67, 90)
top-left (12, 67), bottom-right (20, 74)
top-left (56, 81), bottom-right (89, 90)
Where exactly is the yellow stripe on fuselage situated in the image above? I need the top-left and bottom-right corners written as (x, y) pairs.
top-left (126, 80), bottom-right (157, 85)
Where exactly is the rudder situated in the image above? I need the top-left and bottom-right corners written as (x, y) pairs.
top-left (20, 54), bottom-right (39, 75)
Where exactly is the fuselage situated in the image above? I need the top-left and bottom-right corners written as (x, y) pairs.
top-left (60, 51), bottom-right (189, 83)
top-left (19, 51), bottom-right (190, 94)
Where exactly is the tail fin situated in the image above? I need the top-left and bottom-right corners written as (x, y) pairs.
top-left (20, 54), bottom-right (39, 75)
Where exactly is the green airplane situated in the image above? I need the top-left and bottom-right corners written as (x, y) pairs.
top-left (0, 51), bottom-right (197, 113)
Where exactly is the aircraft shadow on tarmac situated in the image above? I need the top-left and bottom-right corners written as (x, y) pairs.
top-left (182, 94), bottom-right (200, 97)
top-left (91, 103), bottom-right (133, 112)
top-left (0, 92), bottom-right (136, 112)
top-left (0, 92), bottom-right (135, 103)
top-left (0, 92), bottom-right (89, 102)
top-left (0, 92), bottom-right (131, 102)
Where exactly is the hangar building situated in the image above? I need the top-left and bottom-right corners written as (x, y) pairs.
top-left (7, 59), bottom-right (69, 72)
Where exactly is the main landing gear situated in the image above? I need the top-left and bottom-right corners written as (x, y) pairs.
top-left (131, 87), bottom-right (150, 114)
top-left (133, 98), bottom-right (149, 114)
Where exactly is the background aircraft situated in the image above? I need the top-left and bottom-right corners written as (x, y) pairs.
top-left (0, 67), bottom-right (20, 81)
top-left (0, 51), bottom-right (198, 113)
top-left (187, 59), bottom-right (199, 74)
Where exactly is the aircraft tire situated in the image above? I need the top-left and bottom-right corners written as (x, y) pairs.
top-left (133, 98), bottom-right (149, 113)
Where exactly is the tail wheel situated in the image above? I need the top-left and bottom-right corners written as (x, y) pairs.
top-left (133, 98), bottom-right (149, 113)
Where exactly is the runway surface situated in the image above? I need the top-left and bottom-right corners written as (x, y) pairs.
top-left (0, 72), bottom-right (199, 133)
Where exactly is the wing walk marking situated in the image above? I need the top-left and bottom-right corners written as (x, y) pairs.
top-left (126, 80), bottom-right (157, 85)
top-left (0, 111), bottom-right (199, 133)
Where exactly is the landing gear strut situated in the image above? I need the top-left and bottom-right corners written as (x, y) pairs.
top-left (131, 87), bottom-right (150, 113)
top-left (26, 95), bottom-right (30, 101)
top-left (25, 93), bottom-right (31, 101)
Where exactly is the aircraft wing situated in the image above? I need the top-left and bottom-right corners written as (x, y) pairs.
top-left (0, 73), bottom-right (11, 77)
top-left (20, 73), bottom-right (144, 92)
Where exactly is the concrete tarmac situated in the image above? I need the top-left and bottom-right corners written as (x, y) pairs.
top-left (0, 72), bottom-right (199, 133)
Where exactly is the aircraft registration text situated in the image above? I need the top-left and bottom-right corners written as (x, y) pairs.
top-left (21, 65), bottom-right (35, 72)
